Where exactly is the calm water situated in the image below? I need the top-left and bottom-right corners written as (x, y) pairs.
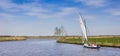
top-left (0, 39), bottom-right (120, 56)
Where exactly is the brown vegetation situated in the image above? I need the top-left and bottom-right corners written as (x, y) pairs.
top-left (0, 36), bottom-right (26, 41)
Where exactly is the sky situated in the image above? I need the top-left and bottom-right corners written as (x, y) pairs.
top-left (0, 0), bottom-right (120, 36)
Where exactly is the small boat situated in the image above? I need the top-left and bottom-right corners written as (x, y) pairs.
top-left (83, 44), bottom-right (100, 49)
top-left (79, 14), bottom-right (100, 49)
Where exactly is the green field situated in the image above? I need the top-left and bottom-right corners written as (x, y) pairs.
top-left (57, 36), bottom-right (120, 47)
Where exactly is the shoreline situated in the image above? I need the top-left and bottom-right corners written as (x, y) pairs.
top-left (57, 41), bottom-right (120, 48)
top-left (56, 36), bottom-right (120, 48)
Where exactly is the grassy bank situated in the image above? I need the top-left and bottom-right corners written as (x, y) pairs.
top-left (57, 36), bottom-right (120, 48)
top-left (0, 36), bottom-right (27, 41)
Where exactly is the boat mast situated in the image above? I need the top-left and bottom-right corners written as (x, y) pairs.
top-left (79, 15), bottom-right (88, 43)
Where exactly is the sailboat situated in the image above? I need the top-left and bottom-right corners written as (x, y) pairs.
top-left (79, 14), bottom-right (100, 49)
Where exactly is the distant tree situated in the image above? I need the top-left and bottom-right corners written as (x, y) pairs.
top-left (54, 27), bottom-right (59, 36)
top-left (54, 26), bottom-right (67, 36)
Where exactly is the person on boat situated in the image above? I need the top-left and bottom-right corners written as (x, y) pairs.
top-left (91, 43), bottom-right (95, 46)
top-left (90, 43), bottom-right (97, 47)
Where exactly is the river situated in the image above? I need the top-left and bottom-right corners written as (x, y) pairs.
top-left (0, 39), bottom-right (120, 56)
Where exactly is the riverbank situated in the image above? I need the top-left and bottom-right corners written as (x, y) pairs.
top-left (0, 36), bottom-right (27, 41)
top-left (57, 36), bottom-right (120, 48)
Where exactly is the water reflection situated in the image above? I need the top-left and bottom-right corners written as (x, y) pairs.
top-left (81, 48), bottom-right (100, 56)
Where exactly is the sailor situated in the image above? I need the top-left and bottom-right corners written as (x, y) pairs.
top-left (91, 43), bottom-right (95, 46)
top-left (90, 43), bottom-right (95, 46)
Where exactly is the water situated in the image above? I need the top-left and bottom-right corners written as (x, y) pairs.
top-left (0, 39), bottom-right (120, 56)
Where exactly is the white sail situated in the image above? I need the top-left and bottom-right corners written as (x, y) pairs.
top-left (79, 15), bottom-right (88, 43)
top-left (79, 14), bottom-right (100, 49)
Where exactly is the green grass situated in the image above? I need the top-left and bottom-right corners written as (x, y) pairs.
top-left (57, 36), bottom-right (120, 47)
top-left (88, 37), bottom-right (120, 45)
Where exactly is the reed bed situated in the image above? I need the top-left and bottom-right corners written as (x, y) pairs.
top-left (0, 37), bottom-right (26, 41)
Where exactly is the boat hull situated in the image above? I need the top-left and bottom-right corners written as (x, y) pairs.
top-left (84, 45), bottom-right (100, 49)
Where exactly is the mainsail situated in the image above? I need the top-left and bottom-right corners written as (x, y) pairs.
top-left (79, 15), bottom-right (88, 43)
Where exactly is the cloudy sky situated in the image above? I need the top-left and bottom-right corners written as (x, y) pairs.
top-left (0, 0), bottom-right (120, 36)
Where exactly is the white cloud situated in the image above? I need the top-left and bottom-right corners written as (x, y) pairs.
top-left (0, 0), bottom-right (119, 36)
top-left (24, 6), bottom-right (79, 20)
top-left (0, 0), bottom-right (52, 20)
top-left (82, 14), bottom-right (96, 20)
top-left (0, 13), bottom-right (16, 21)
top-left (105, 8), bottom-right (120, 16)
top-left (0, 0), bottom-right (18, 10)
top-left (0, 0), bottom-right (82, 36)
top-left (0, 0), bottom-right (82, 20)
top-left (0, 0), bottom-right (76, 20)
top-left (75, 0), bottom-right (108, 7)
top-left (52, 7), bottom-right (78, 18)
